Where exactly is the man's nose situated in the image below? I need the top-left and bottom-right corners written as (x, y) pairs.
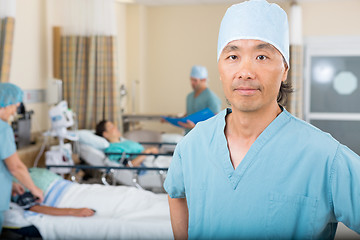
top-left (235, 58), bottom-right (255, 80)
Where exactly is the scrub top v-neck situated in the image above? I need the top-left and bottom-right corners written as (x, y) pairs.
top-left (215, 108), bottom-right (290, 190)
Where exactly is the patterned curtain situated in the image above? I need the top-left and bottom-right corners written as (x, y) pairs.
top-left (60, 35), bottom-right (120, 129)
top-left (287, 45), bottom-right (304, 119)
top-left (0, 17), bottom-right (15, 82)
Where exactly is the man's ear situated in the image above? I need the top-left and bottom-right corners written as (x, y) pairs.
top-left (282, 67), bottom-right (289, 82)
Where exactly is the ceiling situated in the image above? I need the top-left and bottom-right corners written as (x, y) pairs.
top-left (125, 0), bottom-right (240, 5)
top-left (117, 0), bottom-right (343, 6)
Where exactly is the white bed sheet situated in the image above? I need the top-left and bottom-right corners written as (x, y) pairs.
top-left (25, 182), bottom-right (173, 239)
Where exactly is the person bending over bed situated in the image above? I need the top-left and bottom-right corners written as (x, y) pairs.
top-left (12, 181), bottom-right (95, 218)
top-left (95, 120), bottom-right (159, 167)
top-left (0, 83), bottom-right (44, 232)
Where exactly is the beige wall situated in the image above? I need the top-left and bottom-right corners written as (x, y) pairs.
top-left (9, 0), bottom-right (360, 134)
top-left (145, 4), bottom-right (229, 114)
top-left (125, 5), bottom-right (147, 114)
top-left (301, 0), bottom-right (360, 37)
top-left (10, 0), bottom-right (48, 133)
top-left (116, 3), bottom-right (127, 114)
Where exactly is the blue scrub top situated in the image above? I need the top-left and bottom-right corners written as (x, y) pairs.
top-left (0, 119), bottom-right (17, 211)
top-left (164, 108), bottom-right (360, 239)
top-left (185, 88), bottom-right (221, 135)
top-left (186, 88), bottom-right (221, 116)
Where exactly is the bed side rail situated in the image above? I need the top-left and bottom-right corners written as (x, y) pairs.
top-left (46, 164), bottom-right (168, 189)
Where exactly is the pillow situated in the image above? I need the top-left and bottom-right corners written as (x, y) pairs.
top-left (28, 168), bottom-right (62, 194)
top-left (77, 130), bottom-right (110, 150)
top-left (161, 133), bottom-right (183, 143)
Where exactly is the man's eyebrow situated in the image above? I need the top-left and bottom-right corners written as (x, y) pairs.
top-left (255, 43), bottom-right (276, 52)
top-left (222, 45), bottom-right (239, 53)
top-left (222, 43), bottom-right (277, 53)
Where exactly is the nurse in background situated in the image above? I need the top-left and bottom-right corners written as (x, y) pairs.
top-left (180, 65), bottom-right (221, 134)
top-left (0, 83), bottom-right (43, 232)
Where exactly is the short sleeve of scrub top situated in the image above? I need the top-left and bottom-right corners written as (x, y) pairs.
top-left (0, 120), bottom-right (16, 160)
top-left (164, 145), bottom-right (185, 198)
top-left (331, 144), bottom-right (360, 232)
top-left (0, 120), bottom-right (17, 211)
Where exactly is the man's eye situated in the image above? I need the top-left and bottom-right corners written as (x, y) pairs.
top-left (228, 55), bottom-right (237, 60)
top-left (256, 55), bottom-right (267, 60)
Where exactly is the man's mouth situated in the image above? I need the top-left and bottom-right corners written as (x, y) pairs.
top-left (233, 87), bottom-right (259, 95)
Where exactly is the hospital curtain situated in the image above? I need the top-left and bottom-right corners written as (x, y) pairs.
top-left (287, 1), bottom-right (304, 119)
top-left (288, 45), bottom-right (304, 118)
top-left (60, 35), bottom-right (119, 129)
top-left (52, 0), bottom-right (120, 129)
top-left (0, 0), bottom-right (16, 83)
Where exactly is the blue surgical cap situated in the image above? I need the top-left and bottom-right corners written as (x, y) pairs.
top-left (217, 0), bottom-right (290, 68)
top-left (190, 65), bottom-right (208, 79)
top-left (0, 83), bottom-right (23, 108)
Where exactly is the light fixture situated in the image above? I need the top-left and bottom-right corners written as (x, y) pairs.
top-left (290, 0), bottom-right (303, 45)
top-left (116, 0), bottom-right (135, 3)
top-left (312, 61), bottom-right (335, 84)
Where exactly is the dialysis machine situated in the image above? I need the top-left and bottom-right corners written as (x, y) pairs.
top-left (33, 99), bottom-right (79, 174)
top-left (33, 79), bottom-right (78, 174)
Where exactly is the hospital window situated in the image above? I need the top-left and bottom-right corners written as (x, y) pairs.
top-left (304, 37), bottom-right (360, 155)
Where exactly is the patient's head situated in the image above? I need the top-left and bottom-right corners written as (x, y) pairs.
top-left (95, 120), bottom-right (121, 143)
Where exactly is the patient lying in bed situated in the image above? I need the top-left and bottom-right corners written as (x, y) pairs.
top-left (95, 120), bottom-right (160, 167)
top-left (5, 168), bottom-right (172, 239)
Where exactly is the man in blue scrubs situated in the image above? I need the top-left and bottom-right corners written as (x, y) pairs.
top-left (0, 83), bottom-right (43, 232)
top-left (164, 0), bottom-right (360, 239)
top-left (179, 65), bottom-right (221, 134)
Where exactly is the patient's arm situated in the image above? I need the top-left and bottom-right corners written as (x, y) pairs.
top-left (128, 147), bottom-right (159, 167)
top-left (29, 205), bottom-right (95, 217)
top-left (128, 155), bottom-right (146, 167)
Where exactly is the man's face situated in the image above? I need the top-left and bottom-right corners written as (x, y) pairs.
top-left (103, 121), bottom-right (121, 140)
top-left (218, 39), bottom-right (288, 113)
top-left (190, 77), bottom-right (206, 91)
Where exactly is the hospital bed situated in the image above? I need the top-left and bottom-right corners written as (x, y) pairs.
top-left (3, 173), bottom-right (173, 240)
top-left (77, 129), bottom-right (181, 190)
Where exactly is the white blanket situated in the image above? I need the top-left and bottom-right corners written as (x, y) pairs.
top-left (25, 182), bottom-right (173, 240)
